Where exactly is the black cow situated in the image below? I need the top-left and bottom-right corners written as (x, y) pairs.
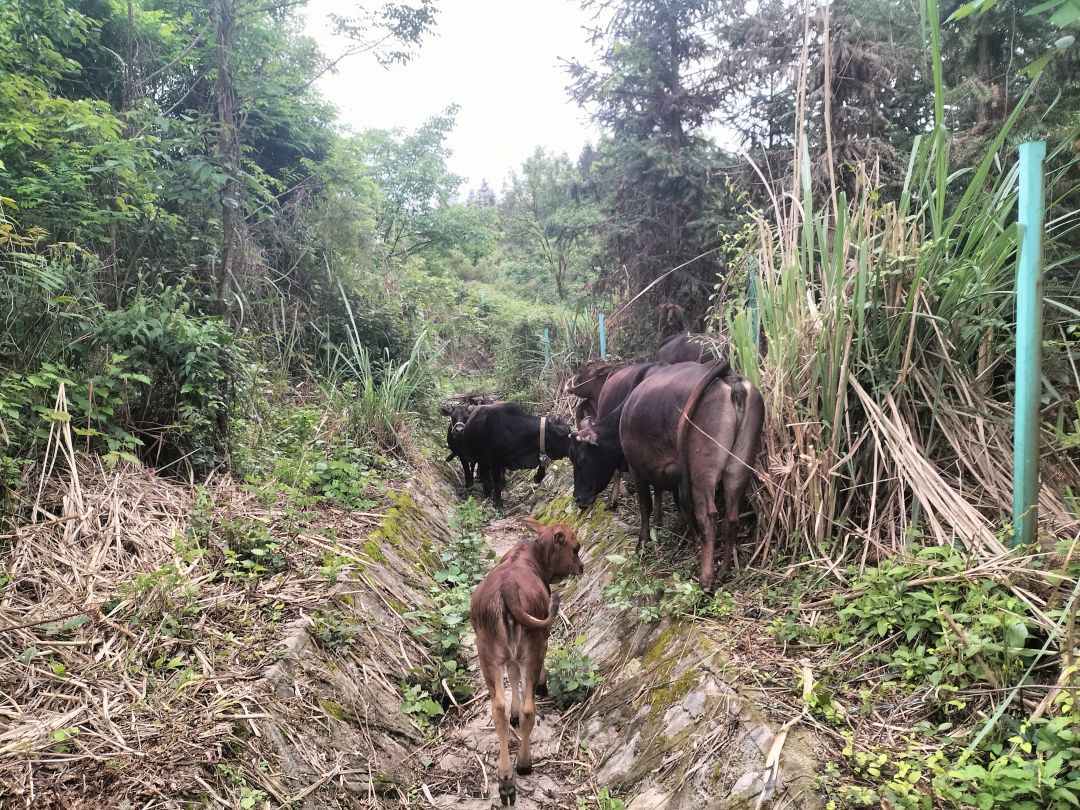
top-left (463, 402), bottom-right (572, 508)
top-left (571, 360), bottom-right (764, 590)
top-left (442, 396), bottom-right (494, 489)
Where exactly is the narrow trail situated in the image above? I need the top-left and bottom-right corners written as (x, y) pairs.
top-left (426, 513), bottom-right (596, 809)
top-left (414, 466), bottom-right (826, 810)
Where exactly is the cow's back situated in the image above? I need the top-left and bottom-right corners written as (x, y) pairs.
top-left (657, 333), bottom-right (728, 364)
top-left (593, 362), bottom-right (668, 421)
top-left (619, 364), bottom-right (712, 484)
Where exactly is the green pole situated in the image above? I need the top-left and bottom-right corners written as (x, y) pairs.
top-left (1013, 140), bottom-right (1046, 547)
top-left (748, 259), bottom-right (760, 350)
top-left (599, 313), bottom-right (606, 359)
top-left (543, 327), bottom-right (551, 366)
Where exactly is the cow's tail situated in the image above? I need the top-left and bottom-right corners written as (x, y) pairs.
top-left (504, 590), bottom-right (560, 631)
top-left (676, 359), bottom-right (736, 527)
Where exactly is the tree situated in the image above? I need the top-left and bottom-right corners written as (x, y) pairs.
top-left (500, 149), bottom-right (600, 299)
top-left (357, 109), bottom-right (497, 263)
top-left (567, 0), bottom-right (740, 330)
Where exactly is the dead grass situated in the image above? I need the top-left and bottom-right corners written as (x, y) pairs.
top-left (0, 393), bottom-right (451, 808)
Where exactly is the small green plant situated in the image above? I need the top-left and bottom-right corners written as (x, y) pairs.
top-left (311, 609), bottom-right (365, 654)
top-left (311, 448), bottom-right (378, 508)
top-left (801, 672), bottom-right (847, 726)
top-left (217, 517), bottom-right (288, 579)
top-left (49, 726), bottom-right (80, 753)
top-left (216, 763), bottom-right (268, 809)
top-left (576, 787), bottom-right (626, 810)
top-left (545, 636), bottom-right (602, 708)
top-left (404, 498), bottom-right (494, 709)
top-left (400, 682), bottom-right (444, 729)
top-left (602, 556), bottom-right (736, 622)
top-left (318, 552), bottom-right (354, 583)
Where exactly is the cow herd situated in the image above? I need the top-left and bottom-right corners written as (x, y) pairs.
top-left (445, 332), bottom-right (765, 805)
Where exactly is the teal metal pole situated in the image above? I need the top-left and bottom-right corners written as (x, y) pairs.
top-left (748, 260), bottom-right (760, 349)
top-left (1013, 140), bottom-right (1046, 547)
top-left (598, 313), bottom-right (607, 358)
top-left (542, 327), bottom-right (551, 365)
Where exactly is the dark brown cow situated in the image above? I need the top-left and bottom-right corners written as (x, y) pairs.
top-left (572, 360), bottom-right (763, 590)
top-left (565, 358), bottom-right (623, 428)
top-left (576, 361), bottom-right (668, 506)
top-left (470, 518), bottom-right (584, 806)
top-left (657, 332), bottom-right (729, 364)
top-left (626, 360), bottom-right (763, 588)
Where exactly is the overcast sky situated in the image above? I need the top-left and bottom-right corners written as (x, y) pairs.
top-left (303, 0), bottom-right (603, 195)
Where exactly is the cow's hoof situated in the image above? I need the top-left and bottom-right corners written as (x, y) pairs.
top-left (516, 763), bottom-right (533, 776)
top-left (499, 776), bottom-right (516, 806)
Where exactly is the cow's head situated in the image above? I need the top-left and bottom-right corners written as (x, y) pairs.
top-left (445, 403), bottom-right (474, 436)
top-left (542, 417), bottom-right (573, 459)
top-left (523, 516), bottom-right (584, 581)
top-left (566, 358), bottom-right (615, 399)
top-left (569, 419), bottom-right (620, 509)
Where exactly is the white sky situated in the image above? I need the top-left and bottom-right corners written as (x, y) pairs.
top-left (303, 0), bottom-right (603, 195)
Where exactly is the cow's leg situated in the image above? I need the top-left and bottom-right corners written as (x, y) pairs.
top-left (654, 489), bottom-right (664, 528)
top-left (516, 637), bottom-right (544, 776)
top-left (535, 662), bottom-right (549, 697)
top-left (692, 478), bottom-right (721, 592)
top-left (631, 471), bottom-right (653, 553)
top-left (478, 654), bottom-right (514, 806)
top-left (492, 467), bottom-right (506, 509)
top-left (607, 472), bottom-right (623, 508)
top-left (507, 660), bottom-right (522, 727)
top-left (478, 462), bottom-right (492, 498)
top-left (716, 482), bottom-right (742, 582)
top-left (533, 461), bottom-right (546, 485)
top-left (462, 457), bottom-right (475, 490)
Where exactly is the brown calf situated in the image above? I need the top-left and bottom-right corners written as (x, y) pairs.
top-left (469, 518), bottom-right (584, 805)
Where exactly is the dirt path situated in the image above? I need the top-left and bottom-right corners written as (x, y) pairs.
top-left (425, 514), bottom-right (597, 809)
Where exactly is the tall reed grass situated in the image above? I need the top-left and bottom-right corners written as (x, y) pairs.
top-left (722, 0), bottom-right (1080, 573)
top-left (319, 280), bottom-right (439, 451)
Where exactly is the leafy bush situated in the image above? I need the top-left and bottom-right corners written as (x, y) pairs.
top-left (94, 286), bottom-right (240, 471)
top-left (403, 498), bottom-right (494, 710)
top-left (829, 545), bottom-right (1040, 693)
top-left (545, 635), bottom-right (602, 708)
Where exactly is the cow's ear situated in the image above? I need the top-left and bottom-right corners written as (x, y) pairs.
top-left (552, 527), bottom-right (567, 546)
top-left (579, 417), bottom-right (593, 431)
top-left (522, 516), bottom-right (545, 536)
top-left (439, 404), bottom-right (452, 416)
top-left (580, 430), bottom-right (599, 446)
top-left (466, 403), bottom-right (477, 413)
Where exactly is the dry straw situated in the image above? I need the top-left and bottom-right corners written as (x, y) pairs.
top-left (0, 393), bottom-right (446, 807)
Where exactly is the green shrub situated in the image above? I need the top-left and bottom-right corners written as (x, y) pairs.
top-left (94, 286), bottom-right (240, 471)
top-left (545, 636), bottom-right (602, 708)
top-left (403, 498), bottom-right (494, 709)
top-left (829, 545), bottom-right (1040, 693)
